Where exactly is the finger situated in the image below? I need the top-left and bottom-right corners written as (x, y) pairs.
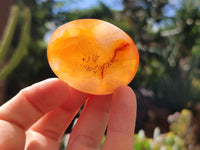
top-left (102, 86), bottom-right (137, 150)
top-left (25, 88), bottom-right (89, 150)
top-left (0, 78), bottom-right (70, 150)
top-left (0, 78), bottom-right (70, 130)
top-left (66, 94), bottom-right (112, 150)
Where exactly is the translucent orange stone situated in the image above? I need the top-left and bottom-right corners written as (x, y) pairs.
top-left (47, 19), bottom-right (139, 95)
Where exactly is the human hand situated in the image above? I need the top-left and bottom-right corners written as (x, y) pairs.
top-left (0, 78), bottom-right (137, 150)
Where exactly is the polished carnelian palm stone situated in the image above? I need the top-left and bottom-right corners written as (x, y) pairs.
top-left (47, 19), bottom-right (139, 95)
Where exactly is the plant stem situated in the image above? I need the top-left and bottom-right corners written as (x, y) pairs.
top-left (0, 7), bottom-right (31, 82)
top-left (0, 5), bottom-right (19, 65)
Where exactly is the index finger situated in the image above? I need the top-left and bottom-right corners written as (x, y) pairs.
top-left (0, 78), bottom-right (70, 131)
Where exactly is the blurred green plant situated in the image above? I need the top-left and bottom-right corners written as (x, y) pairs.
top-left (134, 130), bottom-right (185, 150)
top-left (5, 0), bottom-right (58, 99)
top-left (0, 5), bottom-right (31, 82)
top-left (97, 109), bottom-right (196, 150)
top-left (132, 109), bottom-right (195, 150)
top-left (121, 0), bottom-right (200, 110)
top-left (168, 109), bottom-right (195, 149)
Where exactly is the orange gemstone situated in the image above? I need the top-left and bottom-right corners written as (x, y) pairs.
top-left (47, 19), bottom-right (139, 95)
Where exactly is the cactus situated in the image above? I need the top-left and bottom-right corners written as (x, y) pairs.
top-left (0, 5), bottom-right (31, 82)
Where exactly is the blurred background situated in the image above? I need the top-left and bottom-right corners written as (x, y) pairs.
top-left (0, 0), bottom-right (200, 149)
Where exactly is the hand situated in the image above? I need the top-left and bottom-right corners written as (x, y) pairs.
top-left (0, 78), bottom-right (137, 150)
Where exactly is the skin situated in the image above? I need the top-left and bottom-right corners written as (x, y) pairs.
top-left (0, 78), bottom-right (137, 150)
